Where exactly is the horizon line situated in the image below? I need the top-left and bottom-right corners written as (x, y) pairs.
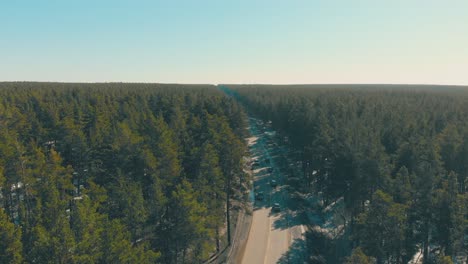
top-left (1, 81), bottom-right (468, 87)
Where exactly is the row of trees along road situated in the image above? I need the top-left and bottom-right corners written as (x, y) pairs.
top-left (0, 82), bottom-right (249, 264)
top-left (230, 84), bottom-right (467, 264)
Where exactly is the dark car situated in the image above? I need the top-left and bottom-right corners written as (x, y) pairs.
top-left (287, 177), bottom-right (301, 188)
top-left (251, 162), bottom-right (260, 169)
top-left (270, 179), bottom-right (277, 188)
top-left (272, 203), bottom-right (280, 212)
top-left (255, 191), bottom-right (264, 200)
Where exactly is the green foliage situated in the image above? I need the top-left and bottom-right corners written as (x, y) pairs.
top-left (356, 190), bottom-right (408, 263)
top-left (344, 247), bottom-right (375, 264)
top-left (436, 255), bottom-right (454, 264)
top-left (171, 180), bottom-right (211, 262)
top-left (231, 84), bottom-right (468, 263)
top-left (0, 83), bottom-right (247, 263)
top-left (101, 219), bottom-right (159, 264)
top-left (71, 196), bottom-right (105, 263)
top-left (0, 208), bottom-right (23, 264)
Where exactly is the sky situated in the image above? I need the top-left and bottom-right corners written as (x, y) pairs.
top-left (1, 0), bottom-right (467, 85)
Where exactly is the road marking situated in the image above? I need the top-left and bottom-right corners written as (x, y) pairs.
top-left (263, 209), bottom-right (272, 264)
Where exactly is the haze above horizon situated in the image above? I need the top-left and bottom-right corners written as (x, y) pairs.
top-left (1, 1), bottom-right (467, 85)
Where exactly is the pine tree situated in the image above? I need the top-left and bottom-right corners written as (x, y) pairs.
top-left (195, 142), bottom-right (225, 251)
top-left (156, 179), bottom-right (211, 263)
top-left (71, 195), bottom-right (105, 263)
top-left (344, 247), bottom-right (375, 264)
top-left (356, 190), bottom-right (408, 263)
top-left (101, 219), bottom-right (159, 264)
top-left (0, 208), bottom-right (23, 264)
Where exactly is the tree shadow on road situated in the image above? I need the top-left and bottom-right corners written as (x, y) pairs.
top-left (252, 169), bottom-right (276, 211)
top-left (277, 237), bottom-right (309, 264)
top-left (270, 209), bottom-right (306, 231)
top-left (270, 195), bottom-right (309, 231)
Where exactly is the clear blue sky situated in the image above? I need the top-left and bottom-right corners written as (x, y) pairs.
top-left (1, 0), bottom-right (467, 85)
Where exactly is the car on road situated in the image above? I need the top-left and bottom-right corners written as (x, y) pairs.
top-left (272, 203), bottom-right (280, 212)
top-left (255, 191), bottom-right (264, 200)
top-left (287, 177), bottom-right (301, 187)
top-left (270, 179), bottom-right (277, 188)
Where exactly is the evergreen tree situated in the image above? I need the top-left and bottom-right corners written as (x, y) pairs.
top-left (356, 190), bottom-right (408, 263)
top-left (0, 208), bottom-right (23, 264)
top-left (344, 247), bottom-right (375, 264)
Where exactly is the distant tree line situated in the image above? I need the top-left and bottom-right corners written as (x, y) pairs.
top-left (230, 85), bottom-right (468, 264)
top-left (0, 82), bottom-right (248, 263)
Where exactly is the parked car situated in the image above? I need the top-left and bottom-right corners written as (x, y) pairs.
top-left (255, 191), bottom-right (264, 200)
top-left (272, 203), bottom-right (280, 212)
top-left (270, 179), bottom-right (277, 188)
top-left (251, 162), bottom-right (260, 168)
top-left (287, 177), bottom-right (301, 187)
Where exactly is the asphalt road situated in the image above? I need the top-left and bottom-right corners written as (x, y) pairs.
top-left (241, 118), bottom-right (308, 264)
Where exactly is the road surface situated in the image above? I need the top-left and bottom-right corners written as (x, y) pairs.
top-left (241, 118), bottom-right (308, 264)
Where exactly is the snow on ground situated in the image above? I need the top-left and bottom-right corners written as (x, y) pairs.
top-left (246, 135), bottom-right (259, 146)
top-left (303, 194), bottom-right (347, 239)
top-left (408, 248), bottom-right (423, 264)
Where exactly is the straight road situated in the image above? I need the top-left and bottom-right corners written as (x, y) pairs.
top-left (241, 118), bottom-right (307, 264)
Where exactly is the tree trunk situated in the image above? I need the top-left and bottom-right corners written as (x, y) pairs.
top-left (423, 225), bottom-right (429, 264)
top-left (216, 227), bottom-right (220, 252)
